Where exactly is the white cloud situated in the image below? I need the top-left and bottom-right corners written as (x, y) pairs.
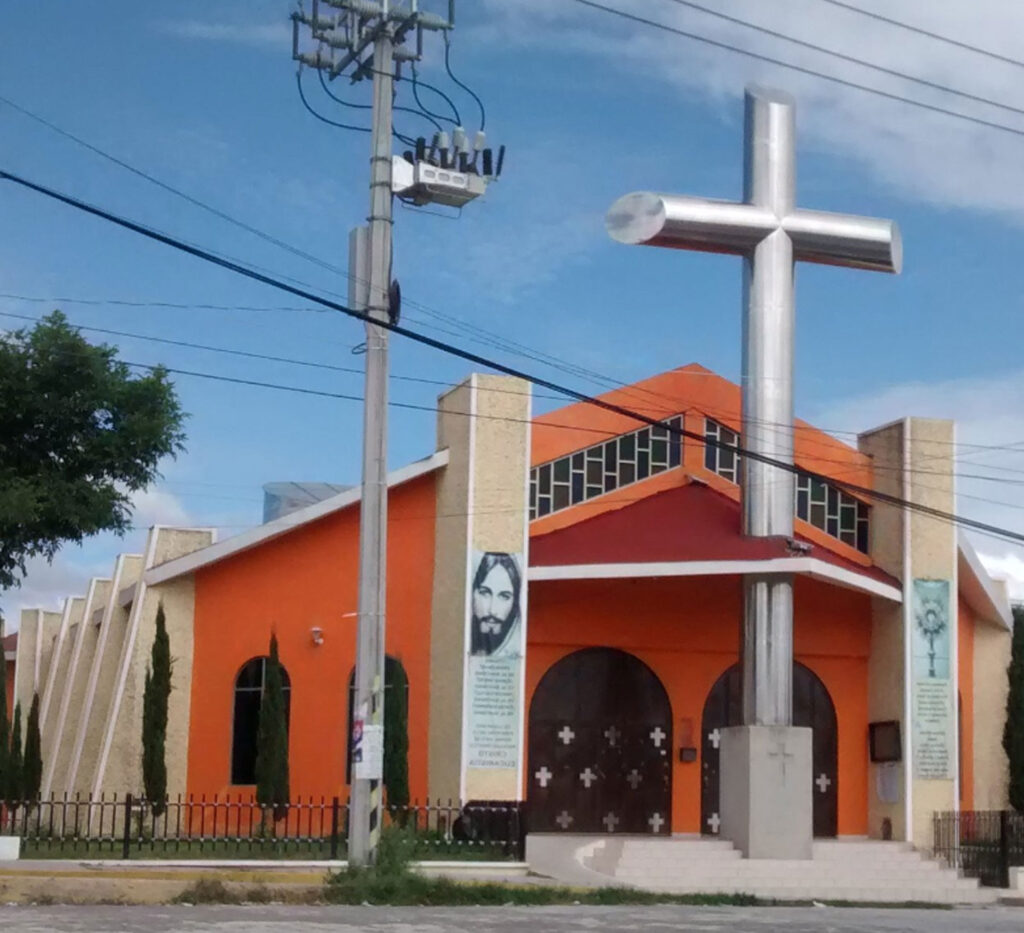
top-left (130, 487), bottom-right (193, 528)
top-left (976, 551), bottom-right (1024, 603)
top-left (0, 487), bottom-right (195, 630)
top-left (0, 555), bottom-right (96, 632)
top-left (479, 0), bottom-right (1024, 220)
top-left (158, 20), bottom-right (290, 48)
top-left (811, 368), bottom-right (1024, 602)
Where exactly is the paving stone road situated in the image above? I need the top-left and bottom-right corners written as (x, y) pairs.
top-left (0, 905), bottom-right (1022, 932)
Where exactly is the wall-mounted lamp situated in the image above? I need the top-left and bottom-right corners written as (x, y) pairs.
top-left (311, 626), bottom-right (325, 647)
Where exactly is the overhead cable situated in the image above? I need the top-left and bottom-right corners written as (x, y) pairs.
top-left (4, 166), bottom-right (1024, 547)
top-left (571, 0), bottom-right (1024, 140)
top-left (661, 0), bottom-right (1024, 120)
top-left (815, 0), bottom-right (1024, 70)
top-left (443, 34), bottom-right (486, 130)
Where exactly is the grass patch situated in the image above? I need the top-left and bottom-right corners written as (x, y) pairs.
top-left (19, 831), bottom-right (511, 862)
top-left (172, 879), bottom-right (281, 905)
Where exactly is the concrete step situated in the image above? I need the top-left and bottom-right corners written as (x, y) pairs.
top-left (528, 833), bottom-right (997, 905)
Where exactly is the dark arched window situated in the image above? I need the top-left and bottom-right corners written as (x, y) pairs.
top-left (231, 656), bottom-right (291, 785)
top-left (345, 657), bottom-right (410, 805)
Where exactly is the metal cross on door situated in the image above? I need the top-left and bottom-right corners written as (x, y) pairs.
top-left (528, 648), bottom-right (672, 834)
top-left (701, 662), bottom-right (838, 837)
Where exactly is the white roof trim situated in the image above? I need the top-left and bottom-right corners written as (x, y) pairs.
top-left (958, 532), bottom-right (1013, 630)
top-left (145, 449), bottom-right (450, 586)
top-left (530, 556), bottom-right (902, 602)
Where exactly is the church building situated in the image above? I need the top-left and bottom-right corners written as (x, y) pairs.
top-left (11, 363), bottom-right (1014, 853)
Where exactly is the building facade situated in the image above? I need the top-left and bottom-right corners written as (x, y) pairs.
top-left (15, 364), bottom-right (1014, 851)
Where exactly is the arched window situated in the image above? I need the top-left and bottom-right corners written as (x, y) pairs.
top-left (345, 657), bottom-right (410, 805)
top-left (231, 656), bottom-right (291, 786)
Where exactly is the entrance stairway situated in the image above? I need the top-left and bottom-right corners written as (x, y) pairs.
top-left (526, 835), bottom-right (999, 904)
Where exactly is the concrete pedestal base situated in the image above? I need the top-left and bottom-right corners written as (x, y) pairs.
top-left (0, 836), bottom-right (20, 860)
top-left (720, 725), bottom-right (812, 860)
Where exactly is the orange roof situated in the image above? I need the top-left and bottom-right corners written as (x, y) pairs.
top-left (531, 363), bottom-right (871, 489)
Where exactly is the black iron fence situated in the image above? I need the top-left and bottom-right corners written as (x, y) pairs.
top-left (934, 810), bottom-right (1024, 887)
top-left (0, 795), bottom-right (525, 862)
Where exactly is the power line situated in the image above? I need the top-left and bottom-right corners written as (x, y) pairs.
top-left (9, 294), bottom-right (1024, 469)
top-left (815, 0), bottom-right (1024, 71)
top-left (0, 92), bottom-right (680, 405)
top-left (317, 67), bottom-right (443, 134)
top-left (660, 0), bottom-right (1024, 120)
top-left (5, 166), bottom-right (1024, 548)
top-left (570, 0), bottom-right (1024, 140)
top-left (443, 33), bottom-right (486, 130)
top-left (411, 63), bottom-right (461, 126)
top-left (14, 296), bottom-right (1024, 469)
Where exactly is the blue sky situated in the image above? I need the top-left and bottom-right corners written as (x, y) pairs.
top-left (5, 0), bottom-right (1024, 623)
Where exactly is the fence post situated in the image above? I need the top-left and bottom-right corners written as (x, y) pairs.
top-left (1000, 809), bottom-right (1011, 888)
top-left (330, 797), bottom-right (340, 860)
top-left (122, 794), bottom-right (133, 861)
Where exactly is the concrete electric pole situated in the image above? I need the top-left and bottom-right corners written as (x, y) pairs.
top-left (292, 1), bottom-right (503, 865)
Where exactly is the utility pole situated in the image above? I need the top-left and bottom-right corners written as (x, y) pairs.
top-left (350, 21), bottom-right (394, 869)
top-left (292, 0), bottom-right (502, 866)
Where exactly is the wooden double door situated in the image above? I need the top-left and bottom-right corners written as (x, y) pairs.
top-left (528, 648), bottom-right (672, 834)
top-left (700, 662), bottom-right (839, 838)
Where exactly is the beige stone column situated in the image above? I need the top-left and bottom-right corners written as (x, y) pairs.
top-left (13, 609), bottom-right (62, 718)
top-left (860, 418), bottom-right (958, 850)
top-left (428, 374), bottom-right (531, 803)
top-left (91, 528), bottom-right (212, 803)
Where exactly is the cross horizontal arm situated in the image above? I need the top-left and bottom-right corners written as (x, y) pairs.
top-left (784, 209), bottom-right (901, 274)
top-left (606, 192), bottom-right (901, 274)
top-left (606, 192), bottom-right (775, 256)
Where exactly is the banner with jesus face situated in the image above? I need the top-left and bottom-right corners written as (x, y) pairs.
top-left (464, 551), bottom-right (525, 776)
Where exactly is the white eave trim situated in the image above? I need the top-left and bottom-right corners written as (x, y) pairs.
top-left (958, 532), bottom-right (1013, 630)
top-left (530, 556), bottom-right (903, 602)
top-left (144, 449), bottom-right (450, 586)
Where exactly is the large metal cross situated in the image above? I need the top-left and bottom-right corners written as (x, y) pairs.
top-left (606, 86), bottom-right (900, 726)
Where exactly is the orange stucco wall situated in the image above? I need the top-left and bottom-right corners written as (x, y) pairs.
top-left (958, 596), bottom-right (975, 809)
top-left (525, 575), bottom-right (872, 835)
top-left (185, 473), bottom-right (437, 803)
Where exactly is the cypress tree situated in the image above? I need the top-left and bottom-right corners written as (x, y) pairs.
top-left (22, 693), bottom-right (42, 805)
top-left (255, 632), bottom-right (289, 821)
top-left (0, 633), bottom-right (8, 804)
top-left (383, 658), bottom-right (410, 809)
top-left (141, 603), bottom-right (171, 816)
top-left (1005, 605), bottom-right (1024, 811)
top-left (7, 703), bottom-right (22, 805)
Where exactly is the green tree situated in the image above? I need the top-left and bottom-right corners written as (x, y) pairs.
top-left (141, 603), bottom-right (172, 816)
top-left (0, 312), bottom-right (185, 589)
top-left (22, 692), bottom-right (42, 805)
top-left (6, 702), bottom-right (22, 804)
top-left (255, 633), bottom-right (289, 821)
top-left (1005, 605), bottom-right (1024, 811)
top-left (383, 657), bottom-right (410, 809)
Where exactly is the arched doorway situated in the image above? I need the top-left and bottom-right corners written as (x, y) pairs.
top-left (528, 648), bottom-right (672, 834)
top-left (701, 661), bottom-right (838, 837)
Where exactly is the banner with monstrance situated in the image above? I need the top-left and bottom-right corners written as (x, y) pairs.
top-left (911, 578), bottom-right (954, 780)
